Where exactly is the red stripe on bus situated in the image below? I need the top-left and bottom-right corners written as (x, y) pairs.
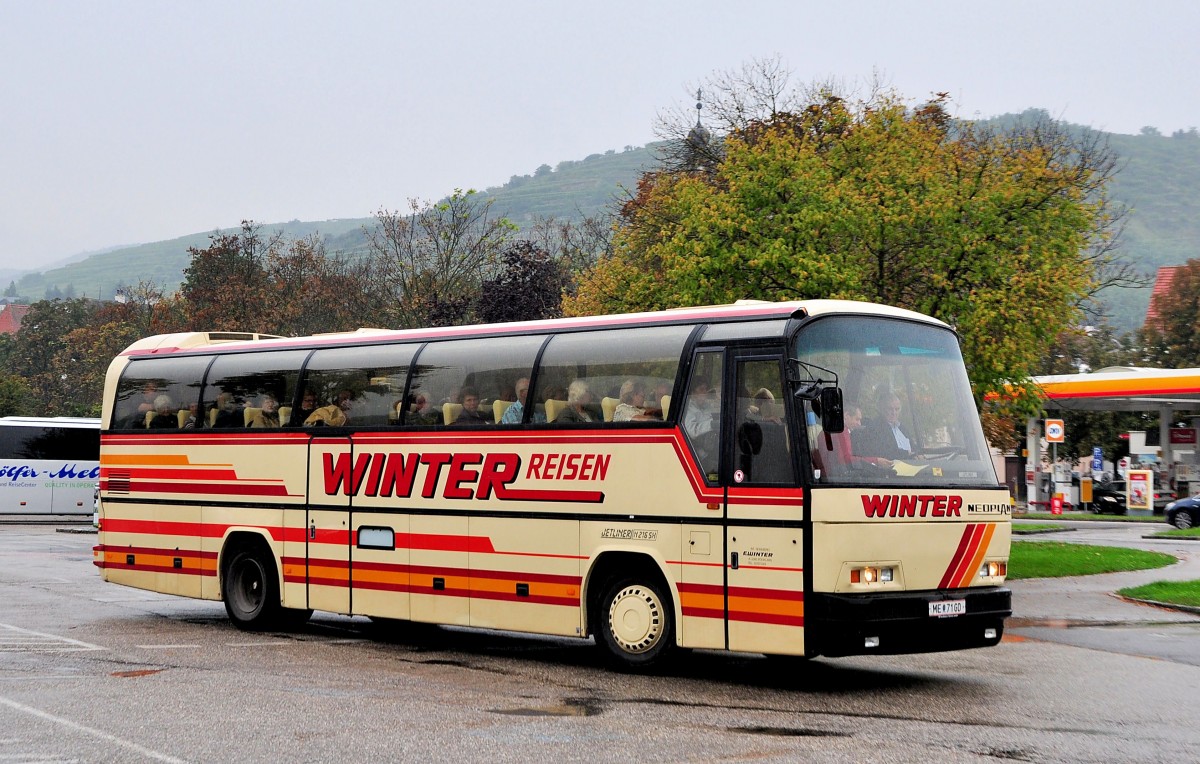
top-left (101, 427), bottom-right (807, 509)
top-left (681, 606), bottom-right (804, 628)
top-left (948, 523), bottom-right (987, 588)
top-left (307, 558), bottom-right (581, 588)
top-left (498, 488), bottom-right (605, 503)
top-left (937, 524), bottom-right (976, 589)
top-left (728, 585), bottom-right (804, 601)
top-left (121, 480), bottom-right (295, 497)
top-left (951, 523), bottom-right (995, 589)
top-left (402, 534), bottom-right (496, 553)
top-left (468, 589), bottom-right (578, 607)
top-left (97, 562), bottom-right (216, 576)
top-left (681, 606), bottom-right (726, 620)
top-left (678, 582), bottom-right (804, 601)
top-left (94, 544), bottom-right (216, 559)
top-left (101, 519), bottom-right (233, 538)
top-left (102, 467), bottom-right (243, 481)
top-left (728, 610), bottom-right (805, 627)
top-left (939, 523), bottom-right (983, 589)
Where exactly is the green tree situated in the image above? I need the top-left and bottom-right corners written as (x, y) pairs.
top-left (0, 374), bottom-right (32, 417)
top-left (47, 322), bottom-right (143, 417)
top-left (4, 298), bottom-right (100, 415)
top-left (568, 85), bottom-right (1129, 410)
top-left (181, 222), bottom-right (276, 332)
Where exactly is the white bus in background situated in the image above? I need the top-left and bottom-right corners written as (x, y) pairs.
top-left (0, 417), bottom-right (100, 515)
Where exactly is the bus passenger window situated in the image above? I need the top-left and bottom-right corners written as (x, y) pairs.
top-left (734, 359), bottom-right (794, 485)
top-left (680, 351), bottom-right (722, 481)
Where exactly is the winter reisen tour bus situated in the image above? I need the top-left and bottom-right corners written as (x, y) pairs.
top-left (94, 300), bottom-right (1011, 668)
top-left (0, 416), bottom-right (100, 515)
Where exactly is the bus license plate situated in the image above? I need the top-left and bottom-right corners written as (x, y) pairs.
top-left (929, 599), bottom-right (966, 617)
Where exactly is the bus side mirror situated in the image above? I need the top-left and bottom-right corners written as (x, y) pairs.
top-left (820, 387), bottom-right (844, 433)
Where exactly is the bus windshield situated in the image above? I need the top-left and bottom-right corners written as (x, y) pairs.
top-left (795, 315), bottom-right (998, 487)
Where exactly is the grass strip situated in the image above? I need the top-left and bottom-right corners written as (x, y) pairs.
top-left (1148, 527), bottom-right (1200, 539)
top-left (1118, 580), bottom-right (1200, 608)
top-left (1012, 524), bottom-right (1068, 534)
top-left (1008, 541), bottom-right (1175, 580)
top-left (1018, 512), bottom-right (1163, 523)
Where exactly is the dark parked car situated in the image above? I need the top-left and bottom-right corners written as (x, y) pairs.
top-left (1165, 495), bottom-right (1200, 529)
top-left (1089, 480), bottom-right (1170, 514)
top-left (1090, 481), bottom-right (1127, 514)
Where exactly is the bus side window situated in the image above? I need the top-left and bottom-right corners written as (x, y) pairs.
top-left (680, 351), bottom-right (723, 482)
top-left (734, 359), bottom-right (794, 485)
top-left (110, 356), bottom-right (210, 433)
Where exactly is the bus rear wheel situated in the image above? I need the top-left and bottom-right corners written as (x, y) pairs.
top-left (596, 577), bottom-right (674, 670)
top-left (222, 546), bottom-right (283, 631)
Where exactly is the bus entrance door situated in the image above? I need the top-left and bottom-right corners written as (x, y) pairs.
top-left (723, 353), bottom-right (806, 656)
top-left (304, 436), bottom-right (353, 615)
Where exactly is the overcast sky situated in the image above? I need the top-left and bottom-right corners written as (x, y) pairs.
top-left (1, 0), bottom-right (1198, 274)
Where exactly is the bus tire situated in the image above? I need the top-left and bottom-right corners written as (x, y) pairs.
top-left (222, 545), bottom-right (282, 631)
top-left (596, 576), bottom-right (675, 670)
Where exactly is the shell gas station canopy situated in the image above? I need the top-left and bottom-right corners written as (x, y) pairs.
top-left (1033, 366), bottom-right (1200, 413)
top-left (1025, 366), bottom-right (1200, 506)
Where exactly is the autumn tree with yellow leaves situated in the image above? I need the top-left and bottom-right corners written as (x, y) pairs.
top-left (567, 85), bottom-right (1132, 409)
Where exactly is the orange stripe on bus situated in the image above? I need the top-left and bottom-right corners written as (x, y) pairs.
top-left (728, 596), bottom-right (804, 619)
top-left (954, 523), bottom-right (996, 589)
top-left (679, 591), bottom-right (725, 612)
top-left (102, 454), bottom-right (212, 466)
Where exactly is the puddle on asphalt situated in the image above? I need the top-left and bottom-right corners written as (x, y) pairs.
top-left (730, 725), bottom-right (850, 738)
top-left (491, 697), bottom-right (603, 717)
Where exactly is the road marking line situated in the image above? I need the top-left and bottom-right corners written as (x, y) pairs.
top-left (0, 694), bottom-right (189, 764)
top-left (224, 641), bottom-right (291, 647)
top-left (135, 644), bottom-right (201, 649)
top-left (0, 623), bottom-right (103, 652)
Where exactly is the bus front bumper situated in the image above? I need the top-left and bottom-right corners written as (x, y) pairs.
top-left (805, 586), bottom-right (1012, 658)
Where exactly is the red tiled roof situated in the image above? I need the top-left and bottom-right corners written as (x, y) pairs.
top-left (0, 303), bottom-right (29, 335)
top-left (1145, 266), bottom-right (1181, 328)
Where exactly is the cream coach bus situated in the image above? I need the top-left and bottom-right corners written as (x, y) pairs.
top-left (94, 300), bottom-right (1011, 669)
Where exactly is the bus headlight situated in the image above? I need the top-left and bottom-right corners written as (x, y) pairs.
top-left (851, 566), bottom-right (895, 584)
top-left (979, 560), bottom-right (1007, 579)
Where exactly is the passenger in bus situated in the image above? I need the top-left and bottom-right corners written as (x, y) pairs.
top-left (829, 406), bottom-right (892, 472)
top-left (555, 380), bottom-right (595, 423)
top-left (213, 392), bottom-right (243, 428)
top-left (683, 379), bottom-right (718, 438)
top-left (289, 390), bottom-right (318, 427)
top-left (405, 393), bottom-right (439, 425)
top-left (853, 393), bottom-right (914, 460)
top-left (121, 382), bottom-right (161, 429)
top-left (304, 390), bottom-right (353, 426)
top-left (654, 381), bottom-right (672, 407)
top-left (453, 387), bottom-right (490, 425)
top-left (147, 395), bottom-right (178, 429)
top-left (249, 395), bottom-right (281, 428)
top-left (747, 388), bottom-right (781, 423)
top-left (613, 380), bottom-right (658, 422)
top-left (500, 378), bottom-right (530, 424)
top-left (181, 402), bottom-right (199, 429)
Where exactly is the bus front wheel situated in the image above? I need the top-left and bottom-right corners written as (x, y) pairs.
top-left (596, 576), bottom-right (675, 670)
top-left (222, 546), bottom-right (283, 631)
